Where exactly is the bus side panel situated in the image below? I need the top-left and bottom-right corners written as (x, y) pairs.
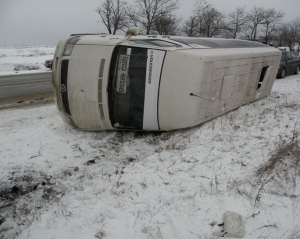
top-left (158, 48), bottom-right (281, 131)
top-left (158, 51), bottom-right (204, 130)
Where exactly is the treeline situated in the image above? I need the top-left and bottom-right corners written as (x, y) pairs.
top-left (95, 0), bottom-right (300, 49)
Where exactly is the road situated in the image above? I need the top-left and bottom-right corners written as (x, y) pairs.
top-left (0, 71), bottom-right (53, 105)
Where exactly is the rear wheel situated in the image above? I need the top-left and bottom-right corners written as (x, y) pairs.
top-left (294, 66), bottom-right (299, 75)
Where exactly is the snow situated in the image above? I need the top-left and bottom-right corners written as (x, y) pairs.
top-left (0, 75), bottom-right (300, 238)
top-left (0, 46), bottom-right (55, 74)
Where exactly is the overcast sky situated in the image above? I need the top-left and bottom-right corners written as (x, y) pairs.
top-left (0, 0), bottom-right (299, 46)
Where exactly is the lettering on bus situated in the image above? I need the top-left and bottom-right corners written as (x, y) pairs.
top-left (116, 55), bottom-right (130, 93)
top-left (147, 51), bottom-right (154, 84)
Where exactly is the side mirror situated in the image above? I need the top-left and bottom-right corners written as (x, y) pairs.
top-left (124, 27), bottom-right (141, 41)
top-left (125, 27), bottom-right (140, 37)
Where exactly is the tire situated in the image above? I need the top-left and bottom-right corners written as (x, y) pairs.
top-left (294, 66), bottom-right (299, 75)
top-left (279, 68), bottom-right (286, 78)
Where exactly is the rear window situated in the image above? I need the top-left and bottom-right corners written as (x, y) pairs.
top-left (287, 52), bottom-right (293, 60)
top-left (281, 53), bottom-right (286, 61)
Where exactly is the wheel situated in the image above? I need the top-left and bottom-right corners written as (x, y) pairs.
top-left (280, 68), bottom-right (286, 78)
top-left (294, 66), bottom-right (299, 75)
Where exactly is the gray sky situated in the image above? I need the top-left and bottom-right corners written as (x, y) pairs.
top-left (0, 0), bottom-right (299, 46)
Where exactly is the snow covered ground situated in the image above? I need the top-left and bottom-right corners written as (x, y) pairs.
top-left (0, 74), bottom-right (300, 239)
top-left (0, 46), bottom-right (55, 75)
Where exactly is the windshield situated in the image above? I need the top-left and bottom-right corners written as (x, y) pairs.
top-left (108, 46), bottom-right (166, 130)
top-left (108, 46), bottom-right (147, 129)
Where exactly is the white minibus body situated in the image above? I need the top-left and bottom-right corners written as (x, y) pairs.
top-left (52, 34), bottom-right (281, 131)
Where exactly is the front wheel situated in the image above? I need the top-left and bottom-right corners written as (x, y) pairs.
top-left (294, 66), bottom-right (299, 75)
top-left (280, 68), bottom-right (286, 78)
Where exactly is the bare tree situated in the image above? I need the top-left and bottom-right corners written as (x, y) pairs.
top-left (202, 7), bottom-right (226, 37)
top-left (184, 0), bottom-right (225, 37)
top-left (153, 14), bottom-right (181, 35)
top-left (126, 5), bottom-right (139, 27)
top-left (226, 7), bottom-right (247, 39)
top-left (127, 0), bottom-right (179, 35)
top-left (95, 0), bottom-right (127, 35)
top-left (287, 18), bottom-right (300, 50)
top-left (242, 6), bottom-right (265, 41)
top-left (182, 16), bottom-right (198, 36)
top-left (181, 0), bottom-right (206, 37)
top-left (193, 0), bottom-right (209, 36)
top-left (294, 18), bottom-right (300, 52)
top-left (273, 23), bottom-right (289, 47)
top-left (261, 8), bottom-right (285, 44)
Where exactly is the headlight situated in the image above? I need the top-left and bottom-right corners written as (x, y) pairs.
top-left (63, 37), bottom-right (80, 56)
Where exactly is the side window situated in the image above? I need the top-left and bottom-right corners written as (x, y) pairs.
top-left (131, 39), bottom-right (181, 47)
top-left (148, 40), bottom-right (181, 47)
top-left (130, 40), bottom-right (157, 46)
top-left (287, 52), bottom-right (292, 60)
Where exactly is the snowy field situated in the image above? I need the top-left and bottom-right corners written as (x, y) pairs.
top-left (0, 46), bottom-right (300, 239)
top-left (0, 74), bottom-right (300, 239)
top-left (0, 46), bottom-right (55, 75)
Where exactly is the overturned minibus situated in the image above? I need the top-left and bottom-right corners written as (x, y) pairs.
top-left (52, 29), bottom-right (281, 131)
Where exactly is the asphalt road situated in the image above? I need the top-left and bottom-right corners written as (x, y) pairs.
top-left (0, 71), bottom-right (53, 104)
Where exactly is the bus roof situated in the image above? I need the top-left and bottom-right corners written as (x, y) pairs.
top-left (71, 34), bottom-right (272, 50)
